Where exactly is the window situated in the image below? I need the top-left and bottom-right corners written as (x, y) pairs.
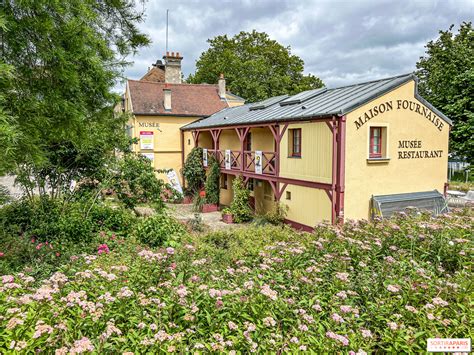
top-left (286, 191), bottom-right (291, 200)
top-left (188, 139), bottom-right (191, 145)
top-left (288, 128), bottom-right (302, 157)
top-left (248, 178), bottom-right (254, 191)
top-left (221, 174), bottom-right (228, 189)
top-left (245, 132), bottom-right (252, 151)
top-left (369, 127), bottom-right (382, 158)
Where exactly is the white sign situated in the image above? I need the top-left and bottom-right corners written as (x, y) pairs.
top-left (140, 131), bottom-right (154, 150)
top-left (225, 149), bottom-right (231, 170)
top-left (141, 153), bottom-right (154, 163)
top-left (427, 338), bottom-right (471, 353)
top-left (255, 150), bottom-right (263, 174)
top-left (203, 149), bottom-right (208, 167)
top-left (166, 170), bottom-right (183, 194)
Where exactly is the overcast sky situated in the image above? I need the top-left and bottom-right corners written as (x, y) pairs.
top-left (121, 0), bottom-right (473, 91)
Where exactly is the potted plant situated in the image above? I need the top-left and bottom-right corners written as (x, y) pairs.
top-left (182, 188), bottom-right (193, 204)
top-left (221, 207), bottom-right (233, 224)
top-left (202, 157), bottom-right (220, 213)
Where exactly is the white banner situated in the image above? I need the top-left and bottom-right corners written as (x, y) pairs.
top-left (203, 148), bottom-right (208, 167)
top-left (166, 170), bottom-right (183, 194)
top-left (255, 150), bottom-right (263, 174)
top-left (140, 131), bottom-right (154, 150)
top-left (225, 149), bottom-right (231, 170)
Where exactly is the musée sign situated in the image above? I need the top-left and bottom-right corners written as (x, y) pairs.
top-left (354, 100), bottom-right (445, 131)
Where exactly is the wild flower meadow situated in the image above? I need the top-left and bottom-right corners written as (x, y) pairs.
top-left (0, 210), bottom-right (472, 353)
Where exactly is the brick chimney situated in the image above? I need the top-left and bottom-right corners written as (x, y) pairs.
top-left (163, 85), bottom-right (172, 110)
top-left (218, 73), bottom-right (226, 99)
top-left (163, 51), bottom-right (183, 84)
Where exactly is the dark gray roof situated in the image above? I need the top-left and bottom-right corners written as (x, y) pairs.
top-left (182, 74), bottom-right (452, 130)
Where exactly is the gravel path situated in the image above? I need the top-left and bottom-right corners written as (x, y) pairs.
top-left (166, 203), bottom-right (244, 231)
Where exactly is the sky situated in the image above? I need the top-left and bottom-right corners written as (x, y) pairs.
top-left (121, 0), bottom-right (473, 91)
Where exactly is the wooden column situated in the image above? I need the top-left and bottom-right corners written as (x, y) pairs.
top-left (191, 130), bottom-right (200, 147)
top-left (269, 123), bottom-right (289, 201)
top-left (336, 115), bottom-right (346, 224)
top-left (235, 127), bottom-right (250, 172)
top-left (330, 117), bottom-right (338, 224)
top-left (210, 129), bottom-right (222, 161)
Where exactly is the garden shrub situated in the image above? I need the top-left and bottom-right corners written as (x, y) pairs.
top-left (263, 202), bottom-right (288, 225)
top-left (230, 175), bottom-right (253, 222)
top-left (112, 153), bottom-right (165, 211)
top-left (87, 204), bottom-right (137, 236)
top-left (0, 185), bottom-right (11, 205)
top-left (0, 197), bottom-right (138, 278)
top-left (133, 213), bottom-right (187, 247)
top-left (204, 156), bottom-right (220, 204)
top-left (0, 210), bottom-right (471, 353)
top-left (182, 147), bottom-right (205, 194)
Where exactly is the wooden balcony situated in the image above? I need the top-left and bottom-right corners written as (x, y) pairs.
top-left (207, 149), bottom-right (276, 176)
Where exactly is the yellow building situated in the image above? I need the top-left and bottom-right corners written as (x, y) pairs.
top-left (183, 74), bottom-right (451, 230)
top-left (121, 52), bottom-right (245, 185)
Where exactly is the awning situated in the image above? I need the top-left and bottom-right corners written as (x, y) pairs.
top-left (371, 190), bottom-right (448, 219)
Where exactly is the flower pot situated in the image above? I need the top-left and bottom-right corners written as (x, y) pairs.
top-left (222, 213), bottom-right (233, 224)
top-left (202, 203), bottom-right (219, 213)
top-left (183, 196), bottom-right (193, 204)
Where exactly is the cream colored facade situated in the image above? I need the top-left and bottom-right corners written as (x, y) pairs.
top-left (344, 80), bottom-right (449, 220)
top-left (124, 79), bottom-right (244, 185)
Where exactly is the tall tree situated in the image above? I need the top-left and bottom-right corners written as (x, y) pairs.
top-left (416, 22), bottom-right (474, 164)
top-left (188, 30), bottom-right (324, 102)
top-left (0, 15), bottom-right (20, 175)
top-left (0, 0), bottom-right (150, 195)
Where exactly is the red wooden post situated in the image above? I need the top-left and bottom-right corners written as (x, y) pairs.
top-left (336, 116), bottom-right (346, 224)
top-left (330, 116), bottom-right (337, 224)
top-left (192, 130), bottom-right (200, 147)
top-left (235, 127), bottom-right (249, 172)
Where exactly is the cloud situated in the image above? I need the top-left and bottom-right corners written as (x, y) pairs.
top-left (118, 0), bottom-right (473, 92)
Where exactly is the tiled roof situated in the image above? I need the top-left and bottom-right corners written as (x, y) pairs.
top-left (182, 74), bottom-right (451, 130)
top-left (128, 80), bottom-right (229, 116)
top-left (140, 66), bottom-right (165, 82)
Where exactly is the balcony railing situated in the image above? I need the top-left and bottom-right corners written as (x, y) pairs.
top-left (207, 149), bottom-right (276, 176)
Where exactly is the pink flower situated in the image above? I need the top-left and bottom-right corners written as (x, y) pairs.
top-left (36, 243), bottom-right (43, 250)
top-left (2, 275), bottom-right (14, 283)
top-left (326, 331), bottom-right (349, 346)
top-left (387, 322), bottom-right (398, 330)
top-left (0, 252), bottom-right (4, 257)
top-left (386, 284), bottom-right (401, 293)
top-left (432, 297), bottom-right (449, 307)
top-left (260, 284), bottom-right (278, 300)
top-left (228, 321), bottom-right (238, 330)
top-left (97, 244), bottom-right (110, 255)
top-left (336, 272), bottom-right (350, 282)
top-left (69, 337), bottom-right (94, 353)
top-left (331, 313), bottom-right (345, 323)
top-left (166, 247), bottom-right (175, 255)
top-left (405, 305), bottom-right (418, 313)
top-left (361, 329), bottom-right (372, 338)
top-left (263, 317), bottom-right (276, 327)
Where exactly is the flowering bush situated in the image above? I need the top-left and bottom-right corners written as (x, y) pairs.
top-left (0, 210), bottom-right (472, 353)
